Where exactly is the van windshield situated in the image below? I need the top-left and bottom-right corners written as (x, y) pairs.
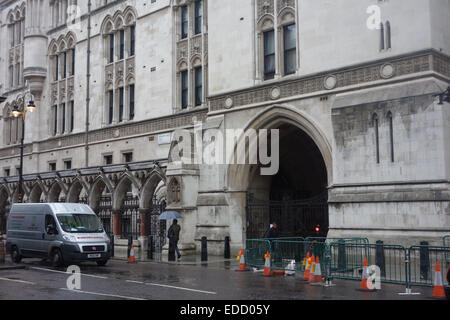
top-left (56, 214), bottom-right (104, 233)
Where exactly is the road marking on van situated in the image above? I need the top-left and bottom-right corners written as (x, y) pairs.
top-left (0, 277), bottom-right (36, 285)
top-left (59, 288), bottom-right (146, 300)
top-left (31, 267), bottom-right (109, 279)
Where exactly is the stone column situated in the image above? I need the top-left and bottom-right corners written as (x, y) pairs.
top-left (112, 210), bottom-right (122, 239)
top-left (138, 208), bottom-right (148, 260)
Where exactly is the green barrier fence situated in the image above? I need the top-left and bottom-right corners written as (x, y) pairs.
top-left (444, 235), bottom-right (450, 248)
top-left (269, 240), bottom-right (329, 272)
top-left (245, 237), bottom-right (450, 291)
top-left (245, 239), bottom-right (272, 268)
top-left (328, 242), bottom-right (408, 286)
top-left (407, 245), bottom-right (450, 287)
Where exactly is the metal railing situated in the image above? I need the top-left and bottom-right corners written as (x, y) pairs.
top-left (328, 242), bottom-right (408, 286)
top-left (245, 237), bottom-right (450, 291)
top-left (443, 235), bottom-right (450, 248)
top-left (245, 239), bottom-right (272, 268)
top-left (408, 245), bottom-right (450, 287)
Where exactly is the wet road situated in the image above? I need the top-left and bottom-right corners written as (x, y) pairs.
top-left (0, 257), bottom-right (437, 300)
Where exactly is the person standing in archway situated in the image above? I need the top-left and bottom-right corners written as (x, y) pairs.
top-left (168, 219), bottom-right (181, 260)
top-left (264, 223), bottom-right (279, 239)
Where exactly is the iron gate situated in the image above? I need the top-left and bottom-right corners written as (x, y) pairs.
top-left (0, 201), bottom-right (10, 235)
top-left (121, 195), bottom-right (140, 240)
top-left (246, 192), bottom-right (329, 239)
top-left (97, 196), bottom-right (113, 235)
top-left (147, 199), bottom-right (167, 256)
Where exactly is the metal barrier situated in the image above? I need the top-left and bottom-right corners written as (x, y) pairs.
top-left (444, 235), bottom-right (450, 248)
top-left (306, 237), bottom-right (369, 245)
top-left (245, 237), bottom-right (450, 292)
top-left (269, 240), bottom-right (329, 273)
top-left (245, 239), bottom-right (272, 268)
top-left (408, 245), bottom-right (450, 287)
top-left (328, 242), bottom-right (408, 286)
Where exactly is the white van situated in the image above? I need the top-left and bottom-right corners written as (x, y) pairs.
top-left (6, 203), bottom-right (111, 267)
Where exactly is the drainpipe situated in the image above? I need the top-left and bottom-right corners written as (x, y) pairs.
top-left (85, 0), bottom-right (92, 168)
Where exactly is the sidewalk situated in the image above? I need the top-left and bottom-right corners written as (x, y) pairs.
top-left (112, 254), bottom-right (240, 269)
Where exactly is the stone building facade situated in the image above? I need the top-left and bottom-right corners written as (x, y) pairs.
top-left (0, 0), bottom-right (449, 259)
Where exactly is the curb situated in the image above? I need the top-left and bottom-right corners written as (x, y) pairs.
top-left (0, 264), bottom-right (26, 271)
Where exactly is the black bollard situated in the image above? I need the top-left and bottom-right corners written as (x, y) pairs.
top-left (168, 237), bottom-right (176, 261)
top-left (338, 240), bottom-right (346, 271)
top-left (224, 237), bottom-right (231, 259)
top-left (420, 241), bottom-right (430, 281)
top-left (127, 235), bottom-right (133, 258)
top-left (201, 237), bottom-right (208, 262)
top-left (109, 233), bottom-right (115, 258)
top-left (375, 240), bottom-right (386, 278)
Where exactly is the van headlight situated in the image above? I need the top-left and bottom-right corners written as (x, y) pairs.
top-left (62, 234), bottom-right (77, 242)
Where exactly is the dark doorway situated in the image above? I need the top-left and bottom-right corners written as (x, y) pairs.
top-left (246, 124), bottom-right (329, 239)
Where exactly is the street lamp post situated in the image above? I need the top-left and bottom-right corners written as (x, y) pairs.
top-left (11, 81), bottom-right (36, 203)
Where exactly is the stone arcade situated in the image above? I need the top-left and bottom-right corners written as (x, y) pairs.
top-left (0, 0), bottom-right (449, 260)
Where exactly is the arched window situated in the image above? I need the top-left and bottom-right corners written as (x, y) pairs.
top-left (168, 178), bottom-right (181, 204)
top-left (387, 111), bottom-right (394, 162)
top-left (258, 17), bottom-right (275, 80)
top-left (385, 21), bottom-right (392, 49)
top-left (380, 23), bottom-right (385, 51)
top-left (373, 113), bottom-right (380, 164)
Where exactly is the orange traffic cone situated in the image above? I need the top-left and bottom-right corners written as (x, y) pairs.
top-left (263, 252), bottom-right (273, 277)
top-left (303, 255), bottom-right (312, 281)
top-left (357, 258), bottom-right (376, 292)
top-left (302, 252), bottom-right (310, 271)
top-left (432, 262), bottom-right (446, 299)
top-left (308, 255), bottom-right (317, 283)
top-left (236, 249), bottom-right (249, 272)
top-left (310, 256), bottom-right (323, 285)
top-left (128, 244), bottom-right (136, 263)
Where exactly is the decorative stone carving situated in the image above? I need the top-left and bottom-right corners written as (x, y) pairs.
top-left (225, 97), bottom-right (234, 109)
top-left (324, 75), bottom-right (337, 90)
top-left (258, 0), bottom-right (274, 18)
top-left (270, 86), bottom-right (281, 100)
top-left (380, 63), bottom-right (395, 79)
top-left (277, 0), bottom-right (295, 13)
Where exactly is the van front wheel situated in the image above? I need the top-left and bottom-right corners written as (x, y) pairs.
top-left (51, 249), bottom-right (64, 268)
top-left (11, 247), bottom-right (22, 263)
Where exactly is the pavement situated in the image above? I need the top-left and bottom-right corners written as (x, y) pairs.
top-left (0, 254), bottom-right (447, 301)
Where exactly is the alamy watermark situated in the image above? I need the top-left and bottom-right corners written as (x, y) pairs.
top-left (66, 265), bottom-right (81, 291)
top-left (169, 120), bottom-right (280, 176)
top-left (366, 265), bottom-right (382, 290)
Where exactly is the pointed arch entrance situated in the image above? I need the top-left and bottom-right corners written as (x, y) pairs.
top-left (227, 106), bottom-right (332, 240)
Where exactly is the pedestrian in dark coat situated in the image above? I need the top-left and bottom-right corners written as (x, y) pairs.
top-left (168, 219), bottom-right (181, 259)
top-left (264, 223), bottom-right (279, 239)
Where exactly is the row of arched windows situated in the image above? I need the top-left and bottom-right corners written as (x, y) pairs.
top-left (2, 101), bottom-right (24, 146)
top-left (49, 33), bottom-right (77, 136)
top-left (7, 4), bottom-right (25, 90)
top-left (101, 7), bottom-right (137, 125)
top-left (257, 7), bottom-right (298, 81)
